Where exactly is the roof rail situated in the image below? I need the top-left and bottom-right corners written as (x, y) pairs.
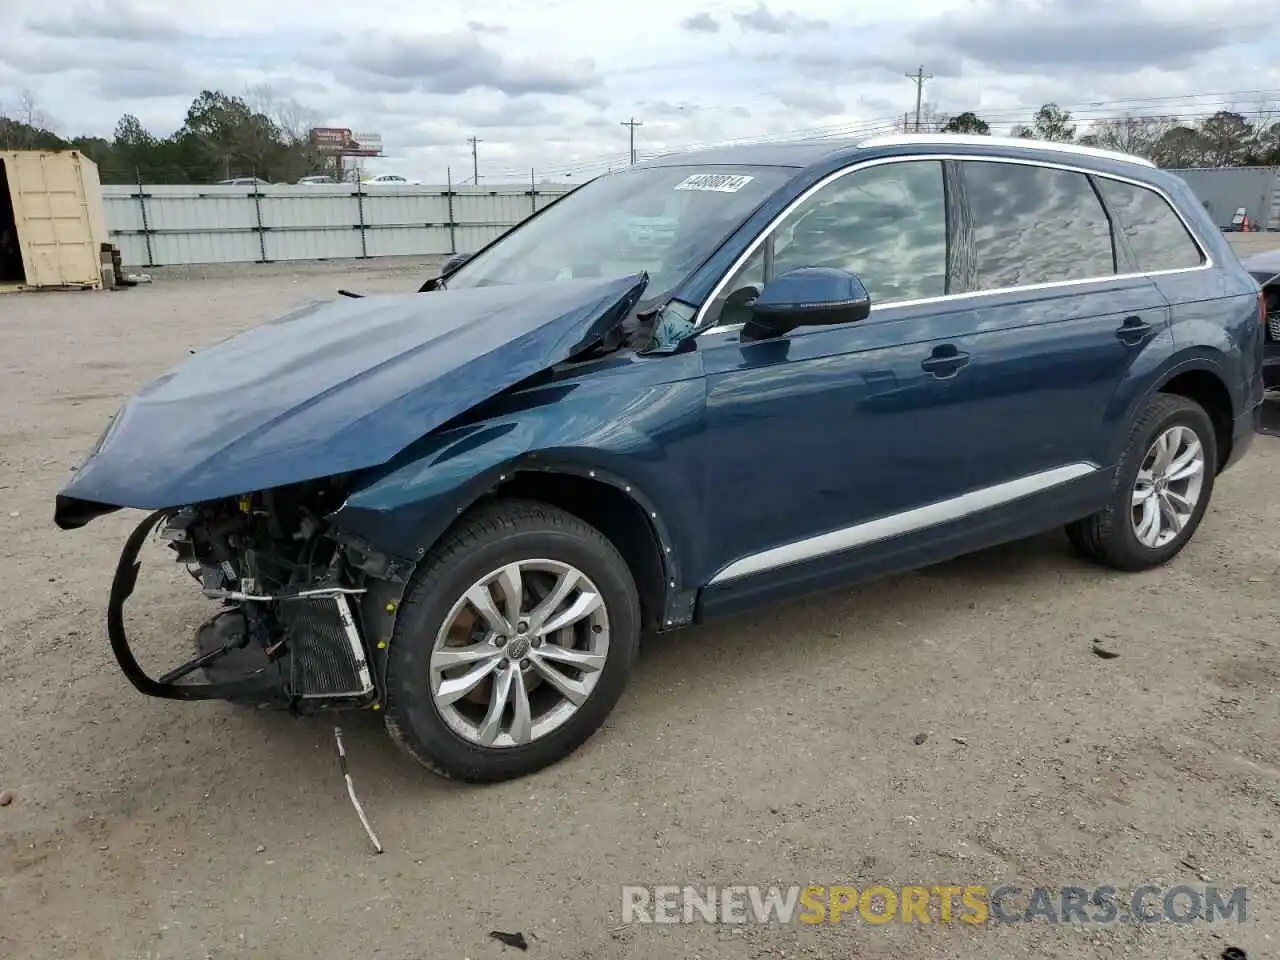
top-left (857, 133), bottom-right (1158, 168)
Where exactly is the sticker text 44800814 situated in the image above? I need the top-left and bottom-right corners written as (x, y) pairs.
top-left (674, 174), bottom-right (755, 193)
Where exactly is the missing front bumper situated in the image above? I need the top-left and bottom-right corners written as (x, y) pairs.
top-left (107, 510), bottom-right (376, 708)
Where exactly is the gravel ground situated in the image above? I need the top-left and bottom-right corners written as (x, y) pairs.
top-left (1, 243), bottom-right (1278, 960)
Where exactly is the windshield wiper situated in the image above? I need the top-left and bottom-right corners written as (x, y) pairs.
top-left (337, 289), bottom-right (365, 298)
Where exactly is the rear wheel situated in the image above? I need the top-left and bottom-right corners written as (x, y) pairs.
top-left (383, 499), bottom-right (641, 782)
top-left (1066, 394), bottom-right (1217, 571)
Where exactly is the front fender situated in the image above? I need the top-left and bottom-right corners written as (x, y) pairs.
top-left (328, 370), bottom-right (707, 595)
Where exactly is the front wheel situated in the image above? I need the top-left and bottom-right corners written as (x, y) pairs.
top-left (383, 499), bottom-right (641, 783)
top-left (1066, 393), bottom-right (1217, 571)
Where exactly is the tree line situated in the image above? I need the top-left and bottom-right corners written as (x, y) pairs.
top-left (3, 88), bottom-right (1280, 184)
top-left (0, 87), bottom-right (331, 184)
top-left (938, 103), bottom-right (1280, 168)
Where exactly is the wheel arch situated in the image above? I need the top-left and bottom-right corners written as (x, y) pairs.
top-left (1114, 354), bottom-right (1236, 473)
top-left (468, 466), bottom-right (688, 634)
top-left (1156, 368), bottom-right (1234, 472)
top-left (347, 456), bottom-right (693, 643)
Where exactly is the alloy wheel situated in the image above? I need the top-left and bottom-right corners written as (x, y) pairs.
top-left (1130, 424), bottom-right (1206, 549)
top-left (428, 559), bottom-right (610, 748)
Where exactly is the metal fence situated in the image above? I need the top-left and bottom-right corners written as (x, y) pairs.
top-left (101, 181), bottom-right (577, 267)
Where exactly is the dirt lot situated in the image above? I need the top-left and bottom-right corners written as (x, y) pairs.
top-left (1, 244), bottom-right (1278, 960)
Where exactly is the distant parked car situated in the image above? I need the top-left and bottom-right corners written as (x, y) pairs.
top-left (296, 175), bottom-right (339, 185)
top-left (218, 177), bottom-right (270, 186)
top-left (363, 174), bottom-right (422, 186)
top-left (55, 133), bottom-right (1265, 785)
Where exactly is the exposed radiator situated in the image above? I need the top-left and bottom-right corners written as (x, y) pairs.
top-left (1268, 311), bottom-right (1280, 343)
top-left (277, 595), bottom-right (373, 699)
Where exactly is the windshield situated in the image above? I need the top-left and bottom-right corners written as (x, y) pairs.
top-left (443, 164), bottom-right (794, 300)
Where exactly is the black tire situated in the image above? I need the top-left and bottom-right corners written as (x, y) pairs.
top-left (383, 498), bottom-right (641, 783)
top-left (1065, 393), bottom-right (1217, 572)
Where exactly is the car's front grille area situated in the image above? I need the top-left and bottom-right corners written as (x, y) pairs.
top-left (1268, 312), bottom-right (1280, 342)
top-left (277, 596), bottom-right (372, 698)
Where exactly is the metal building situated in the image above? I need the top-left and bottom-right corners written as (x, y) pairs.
top-left (1166, 166), bottom-right (1280, 231)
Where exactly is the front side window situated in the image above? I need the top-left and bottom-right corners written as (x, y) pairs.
top-left (443, 164), bottom-right (794, 304)
top-left (1094, 178), bottom-right (1204, 273)
top-left (706, 160), bottom-right (948, 326)
top-left (961, 161), bottom-right (1115, 290)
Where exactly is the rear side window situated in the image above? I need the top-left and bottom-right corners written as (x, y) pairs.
top-left (1093, 178), bottom-right (1204, 272)
top-left (961, 161), bottom-right (1115, 290)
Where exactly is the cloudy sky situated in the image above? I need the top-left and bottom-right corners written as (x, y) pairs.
top-left (1, 0), bottom-right (1278, 183)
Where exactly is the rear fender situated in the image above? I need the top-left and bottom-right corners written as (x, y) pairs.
top-left (1106, 350), bottom-right (1239, 468)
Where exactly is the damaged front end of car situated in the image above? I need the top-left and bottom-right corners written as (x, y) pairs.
top-left (105, 477), bottom-right (412, 710)
top-left (59, 271), bottom-right (649, 714)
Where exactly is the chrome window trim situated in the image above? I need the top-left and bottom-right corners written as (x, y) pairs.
top-left (694, 153), bottom-right (1213, 336)
top-left (856, 133), bottom-right (1159, 168)
top-left (705, 462), bottom-right (1099, 585)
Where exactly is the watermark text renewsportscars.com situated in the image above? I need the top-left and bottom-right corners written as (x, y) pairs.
top-left (621, 884), bottom-right (1248, 925)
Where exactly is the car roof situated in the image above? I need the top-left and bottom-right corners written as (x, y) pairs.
top-left (634, 133), bottom-right (1158, 172)
top-left (636, 140), bottom-right (861, 169)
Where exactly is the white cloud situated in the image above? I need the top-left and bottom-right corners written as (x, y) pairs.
top-left (0, 0), bottom-right (1277, 182)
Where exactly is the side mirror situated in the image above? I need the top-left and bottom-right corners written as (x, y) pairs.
top-left (418, 252), bottom-right (474, 292)
top-left (742, 266), bottom-right (871, 341)
top-left (718, 283), bottom-right (761, 328)
top-left (442, 252), bottom-right (473, 275)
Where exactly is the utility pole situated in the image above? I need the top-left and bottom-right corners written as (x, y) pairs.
top-left (620, 117), bottom-right (643, 165)
top-left (467, 136), bottom-right (482, 183)
top-left (905, 65), bottom-right (933, 132)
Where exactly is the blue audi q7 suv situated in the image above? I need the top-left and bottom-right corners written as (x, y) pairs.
top-left (54, 134), bottom-right (1265, 783)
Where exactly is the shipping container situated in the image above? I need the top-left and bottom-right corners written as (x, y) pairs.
top-left (0, 150), bottom-right (110, 289)
top-left (1166, 166), bottom-right (1280, 231)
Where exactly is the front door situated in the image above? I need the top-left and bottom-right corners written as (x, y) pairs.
top-left (696, 158), bottom-right (994, 600)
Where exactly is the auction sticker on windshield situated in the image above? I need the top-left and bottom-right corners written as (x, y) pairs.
top-left (674, 174), bottom-right (755, 193)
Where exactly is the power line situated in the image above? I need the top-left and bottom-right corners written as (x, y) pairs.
top-left (486, 87), bottom-right (1280, 181)
top-left (620, 117), bottom-right (643, 165)
top-left (496, 115), bottom-right (906, 180)
top-left (494, 88), bottom-right (1280, 178)
top-left (501, 90), bottom-right (1251, 178)
top-left (509, 87), bottom-right (1280, 180)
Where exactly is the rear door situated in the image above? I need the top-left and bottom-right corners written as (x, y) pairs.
top-left (949, 158), bottom-right (1174, 483)
top-left (1092, 176), bottom-right (1262, 412)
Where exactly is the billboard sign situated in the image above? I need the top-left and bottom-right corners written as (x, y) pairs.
top-left (310, 128), bottom-right (383, 157)
top-left (311, 127), bottom-right (352, 153)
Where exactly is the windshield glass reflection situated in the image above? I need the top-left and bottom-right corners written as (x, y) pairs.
top-left (444, 165), bottom-right (794, 302)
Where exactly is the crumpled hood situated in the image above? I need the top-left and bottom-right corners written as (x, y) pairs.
top-left (55, 273), bottom-right (646, 524)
